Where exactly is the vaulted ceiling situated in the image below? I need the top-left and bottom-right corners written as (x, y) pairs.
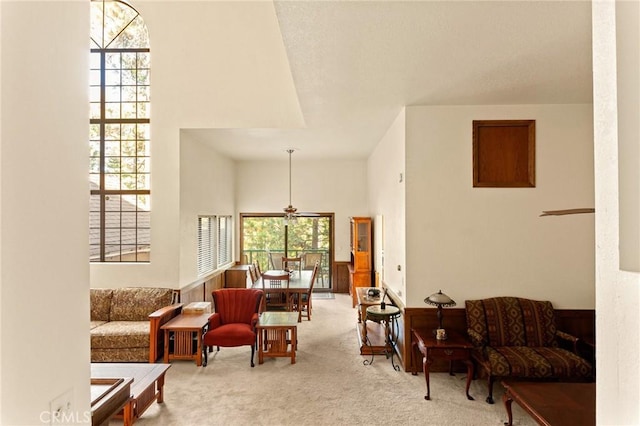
top-left (184, 1), bottom-right (593, 160)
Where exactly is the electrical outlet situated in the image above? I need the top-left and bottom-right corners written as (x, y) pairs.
top-left (50, 388), bottom-right (73, 425)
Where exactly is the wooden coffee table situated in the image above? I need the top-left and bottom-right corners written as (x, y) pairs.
top-left (91, 363), bottom-right (171, 426)
top-left (502, 381), bottom-right (595, 426)
top-left (256, 311), bottom-right (299, 364)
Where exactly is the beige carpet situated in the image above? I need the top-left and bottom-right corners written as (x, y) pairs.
top-left (130, 294), bottom-right (536, 426)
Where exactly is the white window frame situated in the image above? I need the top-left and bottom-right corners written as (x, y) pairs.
top-left (198, 215), bottom-right (233, 277)
top-left (197, 216), bottom-right (215, 276)
top-left (217, 215), bottom-right (233, 267)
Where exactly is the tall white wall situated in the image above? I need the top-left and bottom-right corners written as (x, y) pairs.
top-left (592, 1), bottom-right (640, 423)
top-left (90, 1), bottom-right (303, 288)
top-left (235, 159), bottom-right (367, 263)
top-left (0, 1), bottom-right (3, 417)
top-left (179, 133), bottom-right (235, 286)
top-left (404, 104), bottom-right (594, 308)
top-left (616, 0), bottom-right (640, 273)
top-left (368, 109), bottom-right (406, 303)
top-left (1, 2), bottom-right (91, 424)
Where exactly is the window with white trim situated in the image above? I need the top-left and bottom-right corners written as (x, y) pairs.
top-left (217, 216), bottom-right (232, 266)
top-left (90, 0), bottom-right (151, 262)
top-left (198, 216), bottom-right (215, 276)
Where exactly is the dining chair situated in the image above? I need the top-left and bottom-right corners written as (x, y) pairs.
top-left (202, 288), bottom-right (264, 367)
top-left (261, 270), bottom-right (291, 311)
top-left (303, 252), bottom-right (324, 285)
top-left (295, 261), bottom-right (319, 321)
top-left (268, 251), bottom-right (285, 270)
top-left (282, 256), bottom-right (302, 275)
top-left (253, 260), bottom-right (262, 277)
top-left (248, 264), bottom-right (258, 283)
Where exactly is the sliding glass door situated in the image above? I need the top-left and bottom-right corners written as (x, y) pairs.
top-left (240, 213), bottom-right (333, 290)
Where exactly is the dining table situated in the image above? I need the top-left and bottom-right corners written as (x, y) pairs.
top-left (252, 270), bottom-right (312, 313)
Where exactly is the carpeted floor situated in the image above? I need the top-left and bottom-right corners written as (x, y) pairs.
top-left (127, 294), bottom-right (536, 426)
top-left (311, 292), bottom-right (335, 300)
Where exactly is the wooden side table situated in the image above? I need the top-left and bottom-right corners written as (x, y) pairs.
top-left (161, 313), bottom-right (213, 366)
top-left (411, 328), bottom-right (474, 401)
top-left (256, 312), bottom-right (299, 364)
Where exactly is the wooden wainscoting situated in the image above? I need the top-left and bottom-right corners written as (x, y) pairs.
top-left (403, 307), bottom-right (595, 373)
top-left (177, 271), bottom-right (225, 305)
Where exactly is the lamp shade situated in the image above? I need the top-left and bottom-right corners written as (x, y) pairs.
top-left (424, 290), bottom-right (456, 307)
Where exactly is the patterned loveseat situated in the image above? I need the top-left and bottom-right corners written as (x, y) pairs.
top-left (465, 297), bottom-right (593, 403)
top-left (90, 287), bottom-right (182, 363)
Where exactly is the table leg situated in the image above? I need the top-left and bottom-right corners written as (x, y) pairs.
top-left (157, 374), bottom-right (165, 403)
top-left (424, 353), bottom-right (432, 400)
top-left (195, 330), bottom-right (203, 366)
top-left (291, 327), bottom-right (297, 364)
top-left (362, 316), bottom-right (368, 341)
top-left (411, 341), bottom-right (418, 375)
top-left (203, 334), bottom-right (208, 367)
top-left (163, 330), bottom-right (170, 363)
top-left (502, 389), bottom-right (514, 426)
top-left (258, 328), bottom-right (264, 365)
top-left (122, 399), bottom-right (133, 426)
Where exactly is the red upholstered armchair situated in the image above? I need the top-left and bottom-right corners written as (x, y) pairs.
top-left (203, 288), bottom-right (264, 367)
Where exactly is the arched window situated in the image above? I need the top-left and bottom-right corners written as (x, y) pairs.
top-left (90, 0), bottom-right (150, 262)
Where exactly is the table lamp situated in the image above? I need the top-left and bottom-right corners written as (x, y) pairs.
top-left (424, 290), bottom-right (456, 339)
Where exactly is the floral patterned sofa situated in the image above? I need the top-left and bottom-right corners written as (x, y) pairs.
top-left (465, 297), bottom-right (593, 403)
top-left (90, 287), bottom-right (182, 363)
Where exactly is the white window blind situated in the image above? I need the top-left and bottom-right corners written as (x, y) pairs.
top-left (218, 216), bottom-right (232, 266)
top-left (198, 216), bottom-right (215, 276)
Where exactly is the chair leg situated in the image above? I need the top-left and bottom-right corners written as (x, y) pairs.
top-left (250, 345), bottom-right (255, 367)
top-left (486, 376), bottom-right (495, 404)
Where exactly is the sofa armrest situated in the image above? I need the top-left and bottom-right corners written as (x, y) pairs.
top-left (208, 313), bottom-right (221, 330)
top-left (467, 328), bottom-right (486, 347)
top-left (148, 303), bottom-right (183, 363)
top-left (556, 330), bottom-right (580, 354)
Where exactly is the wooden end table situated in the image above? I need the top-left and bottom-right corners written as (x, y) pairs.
top-left (256, 311), bottom-right (299, 364)
top-left (411, 328), bottom-right (474, 401)
top-left (161, 313), bottom-right (213, 366)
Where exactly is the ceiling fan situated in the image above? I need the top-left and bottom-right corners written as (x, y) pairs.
top-left (283, 148), bottom-right (318, 224)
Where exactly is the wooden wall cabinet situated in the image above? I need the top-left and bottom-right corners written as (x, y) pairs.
top-left (224, 264), bottom-right (252, 288)
top-left (348, 217), bottom-right (372, 307)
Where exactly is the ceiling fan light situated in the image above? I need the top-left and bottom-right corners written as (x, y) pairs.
top-left (283, 213), bottom-right (297, 225)
top-left (283, 149), bottom-right (299, 221)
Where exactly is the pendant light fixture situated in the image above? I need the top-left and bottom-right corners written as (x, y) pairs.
top-left (283, 148), bottom-right (298, 224)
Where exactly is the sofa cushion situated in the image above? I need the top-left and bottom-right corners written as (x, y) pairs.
top-left (90, 321), bottom-right (150, 349)
top-left (203, 323), bottom-right (256, 347)
top-left (90, 289), bottom-right (114, 322)
top-left (90, 320), bottom-right (107, 330)
top-left (91, 348), bottom-right (149, 363)
top-left (466, 297), bottom-right (558, 348)
top-left (109, 287), bottom-right (174, 321)
top-left (480, 346), bottom-right (592, 379)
